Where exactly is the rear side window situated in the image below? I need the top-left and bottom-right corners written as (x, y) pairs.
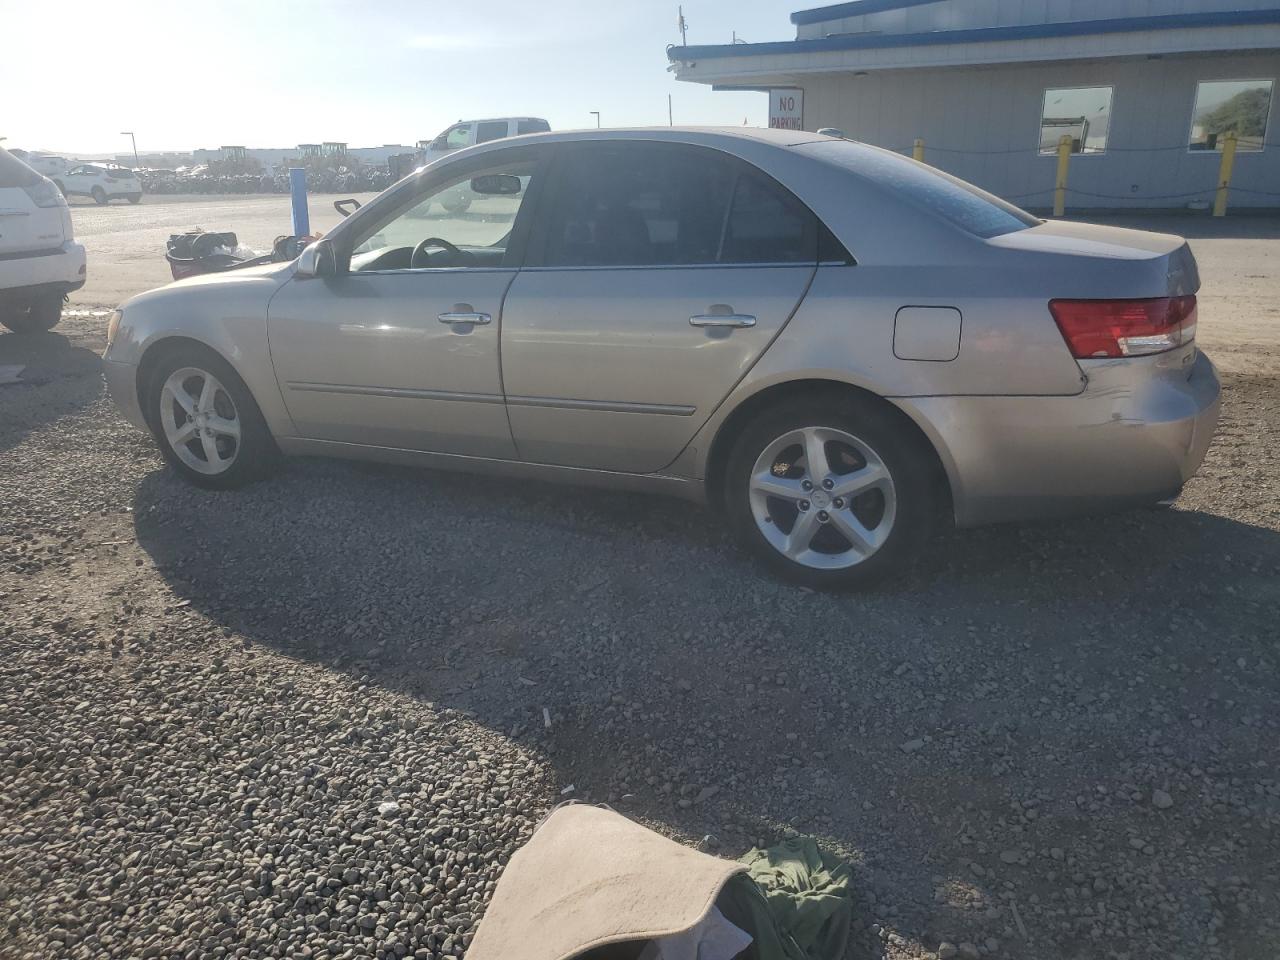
top-left (539, 144), bottom-right (735, 267)
top-left (721, 172), bottom-right (814, 264)
top-left (536, 143), bottom-right (829, 268)
top-left (806, 140), bottom-right (1038, 238)
top-left (476, 121), bottom-right (509, 144)
top-left (517, 119), bottom-right (551, 135)
top-left (0, 148), bottom-right (41, 188)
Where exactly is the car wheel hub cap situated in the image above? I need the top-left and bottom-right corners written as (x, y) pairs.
top-left (159, 367), bottom-right (241, 475)
top-left (748, 425), bottom-right (897, 571)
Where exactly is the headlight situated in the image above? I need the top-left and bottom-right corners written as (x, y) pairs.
top-left (106, 309), bottom-right (122, 348)
top-left (23, 177), bottom-right (66, 208)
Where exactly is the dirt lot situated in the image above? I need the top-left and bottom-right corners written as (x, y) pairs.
top-left (2, 198), bottom-right (1278, 960)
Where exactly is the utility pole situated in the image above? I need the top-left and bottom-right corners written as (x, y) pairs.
top-left (678, 6), bottom-right (688, 46)
top-left (120, 131), bottom-right (139, 168)
top-left (668, 95), bottom-right (673, 126)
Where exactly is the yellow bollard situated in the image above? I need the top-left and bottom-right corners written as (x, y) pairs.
top-left (1213, 131), bottom-right (1237, 217)
top-left (1053, 134), bottom-right (1072, 217)
top-left (913, 138), bottom-right (925, 162)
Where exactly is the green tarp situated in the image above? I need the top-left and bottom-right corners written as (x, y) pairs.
top-left (716, 837), bottom-right (854, 960)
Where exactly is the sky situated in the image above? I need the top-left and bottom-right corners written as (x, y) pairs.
top-left (1, 0), bottom-right (799, 156)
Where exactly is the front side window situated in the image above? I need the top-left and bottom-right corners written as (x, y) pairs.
top-left (1189, 79), bottom-right (1274, 151)
top-left (446, 125), bottom-right (472, 149)
top-left (349, 152), bottom-right (538, 271)
top-left (1039, 86), bottom-right (1113, 155)
top-left (476, 121), bottom-right (509, 144)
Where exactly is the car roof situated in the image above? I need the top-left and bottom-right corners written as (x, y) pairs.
top-left (505, 126), bottom-right (829, 148)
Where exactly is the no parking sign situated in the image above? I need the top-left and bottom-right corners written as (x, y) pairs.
top-left (769, 89), bottom-right (804, 130)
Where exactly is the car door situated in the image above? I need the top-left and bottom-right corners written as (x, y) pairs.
top-left (266, 145), bottom-right (547, 456)
top-left (500, 141), bottom-right (820, 473)
top-left (60, 165), bottom-right (87, 195)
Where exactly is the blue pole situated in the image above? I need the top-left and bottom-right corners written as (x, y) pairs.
top-left (289, 168), bottom-right (310, 238)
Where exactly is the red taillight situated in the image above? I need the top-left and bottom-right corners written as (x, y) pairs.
top-left (1049, 295), bottom-right (1197, 359)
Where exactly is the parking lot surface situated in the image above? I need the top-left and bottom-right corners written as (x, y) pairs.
top-left (2, 198), bottom-right (1278, 960)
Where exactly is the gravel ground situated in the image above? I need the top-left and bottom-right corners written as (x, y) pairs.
top-left (2, 213), bottom-right (1279, 960)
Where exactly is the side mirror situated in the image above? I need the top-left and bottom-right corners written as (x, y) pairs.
top-left (295, 239), bottom-right (337, 279)
top-left (471, 174), bottom-right (522, 196)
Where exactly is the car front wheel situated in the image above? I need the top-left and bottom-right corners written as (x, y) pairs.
top-left (91, 186), bottom-right (108, 204)
top-left (146, 347), bottom-right (276, 489)
top-left (724, 395), bottom-right (935, 589)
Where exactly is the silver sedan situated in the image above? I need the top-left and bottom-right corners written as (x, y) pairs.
top-left (103, 128), bottom-right (1220, 587)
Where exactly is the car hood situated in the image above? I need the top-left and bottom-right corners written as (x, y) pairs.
top-left (122, 261), bottom-right (295, 309)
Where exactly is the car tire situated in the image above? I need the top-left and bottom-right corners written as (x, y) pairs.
top-left (145, 345), bottom-right (277, 490)
top-left (127, 193), bottom-right (141, 204)
top-left (91, 186), bottom-right (108, 204)
top-left (1, 295), bottom-right (62, 334)
top-left (723, 393), bottom-right (936, 589)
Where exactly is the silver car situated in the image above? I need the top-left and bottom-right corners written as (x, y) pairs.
top-left (103, 128), bottom-right (1220, 587)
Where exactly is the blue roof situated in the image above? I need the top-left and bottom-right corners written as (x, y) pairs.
top-left (669, 8), bottom-right (1280, 61)
top-left (791, 0), bottom-right (943, 26)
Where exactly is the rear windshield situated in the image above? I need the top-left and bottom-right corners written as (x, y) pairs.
top-left (0, 148), bottom-right (41, 189)
top-left (517, 119), bottom-right (551, 135)
top-left (804, 140), bottom-right (1038, 239)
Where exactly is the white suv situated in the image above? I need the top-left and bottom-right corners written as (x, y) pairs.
top-left (0, 148), bottom-right (87, 334)
top-left (55, 162), bottom-right (142, 204)
top-left (419, 117), bottom-right (550, 165)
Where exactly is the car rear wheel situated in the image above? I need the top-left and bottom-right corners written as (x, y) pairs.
top-left (91, 186), bottom-right (108, 204)
top-left (1, 294), bottom-right (62, 334)
top-left (724, 395), bottom-right (935, 589)
top-left (146, 347), bottom-right (275, 489)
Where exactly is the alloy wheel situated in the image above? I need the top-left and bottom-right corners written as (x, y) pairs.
top-left (747, 426), bottom-right (897, 570)
top-left (159, 367), bottom-right (241, 475)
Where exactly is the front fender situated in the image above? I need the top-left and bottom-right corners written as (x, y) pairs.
top-left (105, 264), bottom-right (298, 437)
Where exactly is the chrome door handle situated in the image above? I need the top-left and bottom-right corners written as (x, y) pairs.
top-left (689, 314), bottom-right (756, 328)
top-left (438, 311), bottom-right (491, 325)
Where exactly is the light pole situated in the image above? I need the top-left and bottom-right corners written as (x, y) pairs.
top-left (120, 131), bottom-right (139, 169)
top-left (589, 111), bottom-right (601, 129)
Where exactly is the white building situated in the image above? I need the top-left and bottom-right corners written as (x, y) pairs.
top-left (670, 0), bottom-right (1280, 209)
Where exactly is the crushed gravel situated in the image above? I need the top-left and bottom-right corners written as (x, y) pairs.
top-left (1, 305), bottom-right (1278, 960)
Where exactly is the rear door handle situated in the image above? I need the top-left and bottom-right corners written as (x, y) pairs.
top-left (438, 311), bottom-right (491, 325)
top-left (689, 314), bottom-right (756, 328)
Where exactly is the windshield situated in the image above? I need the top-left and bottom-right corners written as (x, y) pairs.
top-left (802, 140), bottom-right (1039, 239)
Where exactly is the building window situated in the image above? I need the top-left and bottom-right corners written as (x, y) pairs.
top-left (1039, 86), bottom-right (1113, 155)
top-left (1189, 79), bottom-right (1274, 152)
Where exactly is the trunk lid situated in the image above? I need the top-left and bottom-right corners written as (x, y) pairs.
top-left (987, 220), bottom-right (1199, 299)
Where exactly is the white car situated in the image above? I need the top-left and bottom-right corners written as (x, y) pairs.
top-left (54, 162), bottom-right (142, 204)
top-left (10, 151), bottom-right (70, 179)
top-left (420, 117), bottom-right (550, 165)
top-left (0, 147), bottom-right (86, 334)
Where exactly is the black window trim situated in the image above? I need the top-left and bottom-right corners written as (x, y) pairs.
top-left (522, 139), bottom-right (854, 270)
